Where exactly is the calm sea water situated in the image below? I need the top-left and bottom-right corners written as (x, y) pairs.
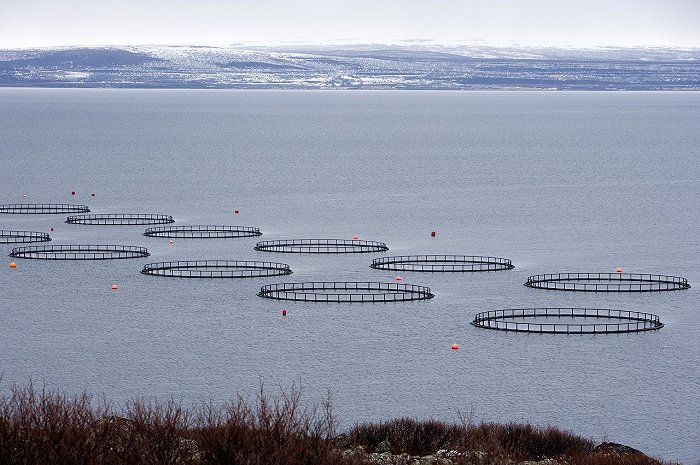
top-left (0, 89), bottom-right (698, 464)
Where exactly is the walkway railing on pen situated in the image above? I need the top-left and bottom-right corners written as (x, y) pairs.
top-left (141, 260), bottom-right (291, 278)
top-left (66, 214), bottom-right (174, 225)
top-left (524, 272), bottom-right (690, 292)
top-left (255, 239), bottom-right (388, 254)
top-left (471, 308), bottom-right (664, 333)
top-left (0, 203), bottom-right (90, 214)
top-left (0, 230), bottom-right (52, 244)
top-left (258, 281), bottom-right (433, 302)
top-left (10, 245), bottom-right (149, 260)
top-left (143, 225), bottom-right (261, 238)
top-left (371, 254), bottom-right (513, 272)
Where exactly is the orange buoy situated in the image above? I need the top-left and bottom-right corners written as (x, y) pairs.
top-left (616, 267), bottom-right (623, 273)
top-left (395, 276), bottom-right (402, 281)
top-left (234, 210), bottom-right (240, 214)
top-left (282, 309), bottom-right (287, 316)
top-left (352, 234), bottom-right (358, 240)
top-left (451, 343), bottom-right (459, 350)
top-left (111, 284), bottom-right (118, 290)
top-left (431, 231), bottom-right (436, 237)
top-left (9, 262), bottom-right (17, 268)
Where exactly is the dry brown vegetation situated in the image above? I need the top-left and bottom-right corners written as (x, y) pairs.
top-left (344, 417), bottom-right (595, 458)
top-left (343, 417), bottom-right (666, 464)
top-left (0, 381), bottom-right (668, 465)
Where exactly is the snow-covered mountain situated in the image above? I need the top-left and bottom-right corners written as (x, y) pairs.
top-left (1, 44), bottom-right (698, 89)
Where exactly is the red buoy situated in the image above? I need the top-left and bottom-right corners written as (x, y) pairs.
top-left (234, 210), bottom-right (240, 214)
top-left (451, 343), bottom-right (459, 351)
top-left (50, 227), bottom-right (54, 232)
top-left (111, 284), bottom-right (118, 290)
top-left (616, 267), bottom-right (623, 273)
top-left (352, 234), bottom-right (358, 240)
top-left (431, 231), bottom-right (436, 237)
top-left (91, 192), bottom-right (96, 197)
top-left (71, 191), bottom-right (76, 196)
top-left (395, 276), bottom-right (402, 281)
top-left (282, 309), bottom-right (287, 316)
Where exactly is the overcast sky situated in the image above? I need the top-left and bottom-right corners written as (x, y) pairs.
top-left (1, 0), bottom-right (698, 48)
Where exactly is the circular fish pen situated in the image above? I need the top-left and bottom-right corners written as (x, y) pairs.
top-left (257, 282), bottom-right (434, 302)
top-left (66, 214), bottom-right (175, 225)
top-left (524, 272), bottom-right (690, 292)
top-left (10, 245), bottom-right (150, 260)
top-left (141, 260), bottom-right (291, 278)
top-left (0, 203), bottom-right (90, 214)
top-left (255, 239), bottom-right (388, 254)
top-left (1, 230), bottom-right (52, 244)
top-left (371, 254), bottom-right (514, 272)
top-left (471, 308), bottom-right (664, 334)
top-left (143, 225), bottom-right (262, 239)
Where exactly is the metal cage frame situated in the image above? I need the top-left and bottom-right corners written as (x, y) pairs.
top-left (66, 213), bottom-right (174, 225)
top-left (143, 225), bottom-right (261, 239)
top-left (371, 254), bottom-right (514, 272)
top-left (524, 272), bottom-right (690, 292)
top-left (10, 244), bottom-right (150, 260)
top-left (255, 238), bottom-right (388, 254)
top-left (471, 307), bottom-right (664, 334)
top-left (257, 281), bottom-right (434, 302)
top-left (0, 203), bottom-right (90, 214)
top-left (141, 260), bottom-right (291, 278)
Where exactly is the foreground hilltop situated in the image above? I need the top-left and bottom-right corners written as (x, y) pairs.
top-left (0, 44), bottom-right (699, 90)
top-left (0, 382), bottom-right (678, 464)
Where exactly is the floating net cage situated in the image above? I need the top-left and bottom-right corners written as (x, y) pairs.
top-left (524, 272), bottom-right (690, 292)
top-left (143, 225), bottom-right (262, 239)
top-left (255, 239), bottom-right (388, 254)
top-left (66, 214), bottom-right (175, 225)
top-left (141, 260), bottom-right (292, 278)
top-left (0, 203), bottom-right (90, 214)
top-left (471, 308), bottom-right (664, 334)
top-left (258, 281), bottom-right (434, 302)
top-left (10, 245), bottom-right (150, 260)
top-left (371, 254), bottom-right (514, 272)
top-left (1, 230), bottom-right (52, 244)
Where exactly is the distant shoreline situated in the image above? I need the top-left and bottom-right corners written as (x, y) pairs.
top-left (1, 45), bottom-right (698, 91)
top-left (2, 85), bottom-right (699, 91)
